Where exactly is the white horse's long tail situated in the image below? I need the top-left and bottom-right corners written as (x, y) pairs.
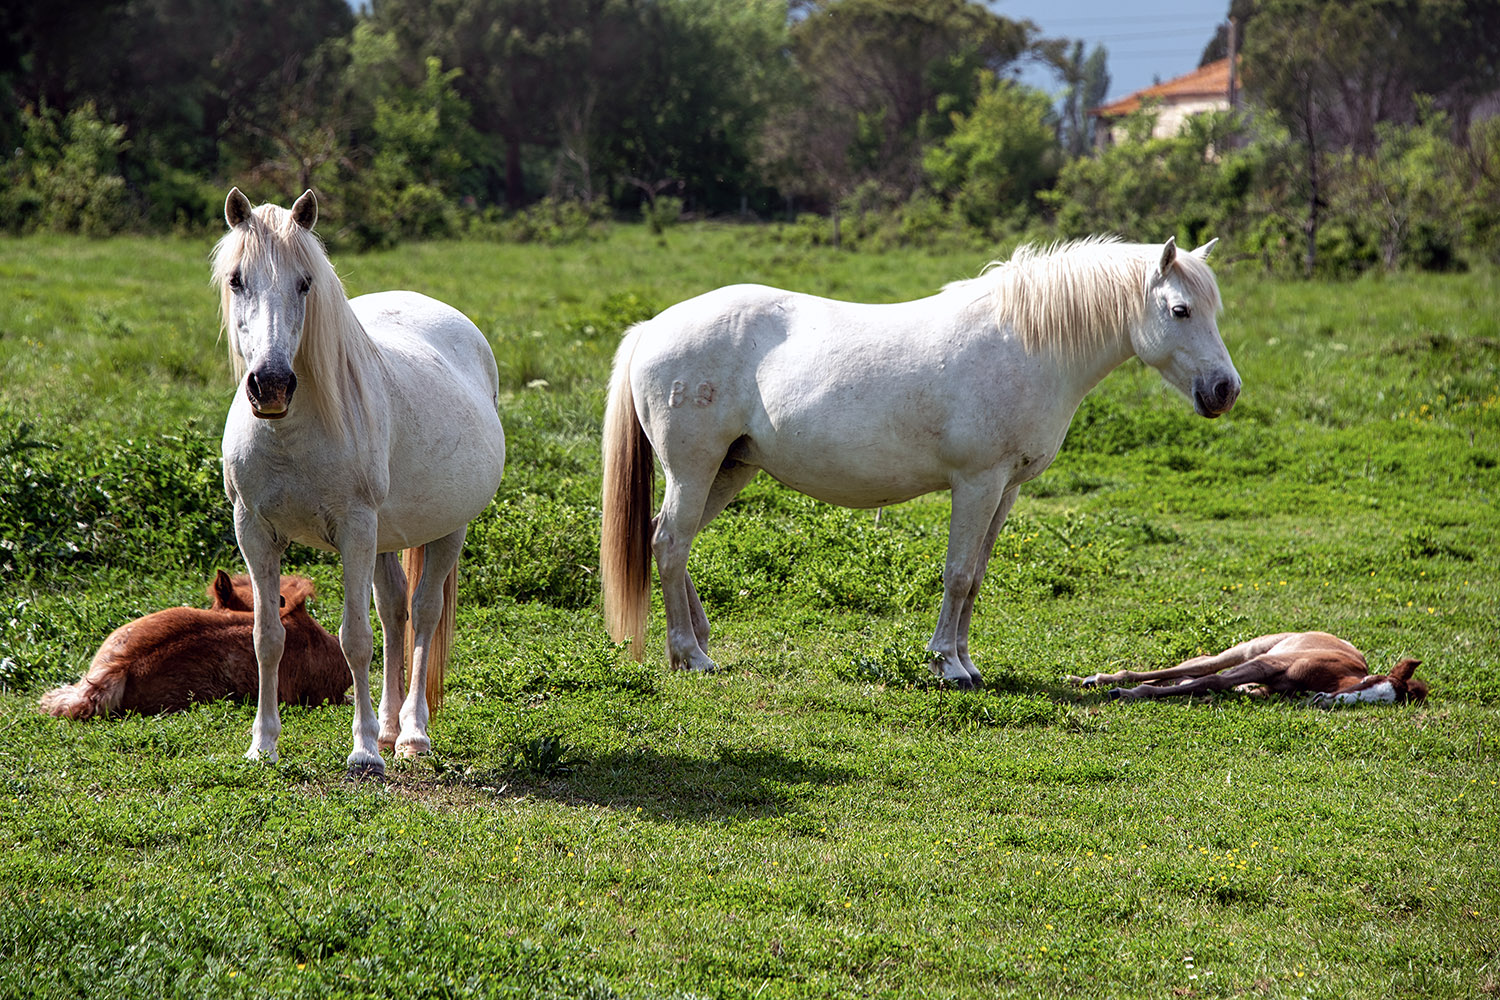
top-left (600, 327), bottom-right (654, 661)
top-left (401, 545), bottom-right (454, 711)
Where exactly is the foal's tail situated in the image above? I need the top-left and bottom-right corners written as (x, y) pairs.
top-left (37, 658), bottom-right (125, 719)
top-left (401, 545), bottom-right (455, 711)
top-left (600, 326), bottom-right (654, 661)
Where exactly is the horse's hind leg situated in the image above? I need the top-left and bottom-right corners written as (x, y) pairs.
top-left (682, 460), bottom-right (759, 649)
top-left (371, 551), bottom-right (408, 751)
top-left (654, 469), bottom-right (722, 672)
top-left (396, 527), bottom-right (465, 758)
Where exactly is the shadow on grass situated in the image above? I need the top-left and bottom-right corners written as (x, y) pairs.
top-left (441, 744), bottom-right (858, 822)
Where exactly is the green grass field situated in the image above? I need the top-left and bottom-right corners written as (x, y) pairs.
top-left (0, 225), bottom-right (1496, 999)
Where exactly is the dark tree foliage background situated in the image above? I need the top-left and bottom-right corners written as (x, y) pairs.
top-left (2, 0), bottom-right (1498, 274)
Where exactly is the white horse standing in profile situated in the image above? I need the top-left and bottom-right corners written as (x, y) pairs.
top-left (214, 188), bottom-right (505, 775)
top-left (601, 236), bottom-right (1239, 687)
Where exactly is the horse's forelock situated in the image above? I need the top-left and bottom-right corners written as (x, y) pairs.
top-left (1169, 248), bottom-right (1223, 315)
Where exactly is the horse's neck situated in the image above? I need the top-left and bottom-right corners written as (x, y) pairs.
top-left (1053, 323), bottom-right (1138, 403)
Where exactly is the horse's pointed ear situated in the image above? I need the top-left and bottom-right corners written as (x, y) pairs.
top-left (210, 569), bottom-right (235, 608)
top-left (225, 188), bottom-right (253, 229)
top-left (1158, 236), bottom-right (1177, 277)
top-left (291, 190), bottom-right (318, 231)
top-left (1192, 237), bottom-right (1219, 260)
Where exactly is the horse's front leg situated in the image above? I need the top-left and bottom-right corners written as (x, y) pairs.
top-left (954, 485), bottom-right (1018, 683)
top-left (337, 513), bottom-right (384, 776)
top-left (929, 478), bottom-right (1009, 689)
top-left (397, 528), bottom-right (466, 758)
top-left (235, 504), bottom-right (288, 762)
top-left (371, 551), bottom-right (408, 752)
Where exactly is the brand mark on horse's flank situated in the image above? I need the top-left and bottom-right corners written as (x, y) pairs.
top-left (669, 380), bottom-right (716, 408)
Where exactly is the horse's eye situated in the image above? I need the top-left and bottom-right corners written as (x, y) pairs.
top-left (1171, 304), bottom-right (1191, 319)
top-left (228, 271), bottom-right (244, 291)
top-left (297, 277), bottom-right (311, 296)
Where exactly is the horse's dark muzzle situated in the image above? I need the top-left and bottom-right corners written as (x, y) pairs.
top-left (1193, 374), bottom-right (1240, 418)
top-left (247, 369), bottom-right (297, 419)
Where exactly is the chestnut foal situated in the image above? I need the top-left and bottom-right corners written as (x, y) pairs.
top-left (1068, 631), bottom-right (1427, 706)
top-left (39, 572), bottom-right (347, 719)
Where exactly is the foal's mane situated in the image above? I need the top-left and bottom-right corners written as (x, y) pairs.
top-left (959, 236), bottom-right (1222, 359)
top-left (211, 203), bottom-right (382, 440)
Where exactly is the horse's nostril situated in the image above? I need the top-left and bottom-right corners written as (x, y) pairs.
top-left (247, 372), bottom-right (261, 401)
top-left (286, 372), bottom-right (298, 398)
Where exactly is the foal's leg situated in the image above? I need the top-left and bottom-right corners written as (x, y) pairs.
top-left (371, 551), bottom-right (408, 751)
top-left (928, 477), bottom-right (1009, 689)
top-left (1109, 659), bottom-right (1281, 701)
top-left (236, 505), bottom-right (288, 762)
top-left (337, 511), bottom-right (385, 776)
top-left (954, 485), bottom-right (1018, 682)
top-left (396, 527), bottom-right (465, 758)
top-left (1071, 633), bottom-right (1296, 688)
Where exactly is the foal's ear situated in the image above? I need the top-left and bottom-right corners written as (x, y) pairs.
top-left (1192, 237), bottom-right (1219, 260)
top-left (210, 569), bottom-right (236, 609)
top-left (1157, 236), bottom-right (1177, 277)
top-left (290, 190), bottom-right (318, 231)
top-left (1390, 658), bottom-right (1422, 682)
top-left (225, 187), bottom-right (253, 228)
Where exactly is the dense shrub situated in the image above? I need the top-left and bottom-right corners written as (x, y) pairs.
top-left (0, 104), bottom-right (133, 236)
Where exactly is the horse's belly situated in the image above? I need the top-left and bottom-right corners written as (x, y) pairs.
top-left (376, 417), bottom-right (505, 550)
top-left (744, 439), bottom-right (947, 509)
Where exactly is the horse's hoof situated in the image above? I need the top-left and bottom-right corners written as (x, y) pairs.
top-left (394, 738), bottom-right (432, 759)
top-left (1106, 688), bottom-right (1128, 701)
top-left (346, 760), bottom-right (387, 780)
top-left (244, 747), bottom-right (279, 764)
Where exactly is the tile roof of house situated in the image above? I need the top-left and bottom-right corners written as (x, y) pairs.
top-left (1092, 58), bottom-right (1233, 118)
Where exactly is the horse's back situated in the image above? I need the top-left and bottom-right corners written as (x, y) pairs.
top-left (350, 290), bottom-right (505, 545)
top-left (351, 290), bottom-right (499, 406)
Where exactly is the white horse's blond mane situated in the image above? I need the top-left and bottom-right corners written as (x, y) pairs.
top-left (211, 203), bottom-right (382, 440)
top-left (956, 236), bottom-right (1222, 359)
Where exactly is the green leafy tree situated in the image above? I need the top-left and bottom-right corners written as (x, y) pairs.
top-left (924, 75), bottom-right (1061, 230)
top-left (601, 0), bottom-right (789, 214)
top-left (1054, 41), bottom-right (1109, 158)
top-left (1242, 0), bottom-right (1500, 275)
top-left (1335, 102), bottom-right (1465, 271)
top-left (764, 0), bottom-right (1034, 215)
top-left (1039, 109), bottom-right (1246, 248)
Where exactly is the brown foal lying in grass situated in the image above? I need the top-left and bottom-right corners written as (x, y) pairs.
top-left (39, 571), bottom-right (348, 718)
top-left (1067, 631), bottom-right (1427, 706)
